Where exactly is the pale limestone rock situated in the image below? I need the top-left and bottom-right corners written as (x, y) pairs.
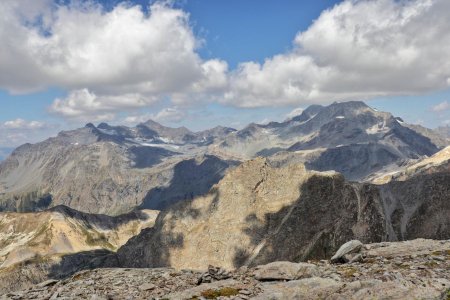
top-left (331, 240), bottom-right (363, 263)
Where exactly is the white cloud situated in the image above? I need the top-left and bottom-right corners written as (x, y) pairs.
top-left (223, 0), bottom-right (450, 107)
top-left (285, 107), bottom-right (305, 120)
top-left (2, 0), bottom-right (450, 119)
top-left (431, 101), bottom-right (449, 113)
top-left (122, 114), bottom-right (152, 126)
top-left (3, 119), bottom-right (47, 129)
top-left (153, 107), bottom-right (186, 123)
top-left (0, 119), bottom-right (57, 147)
top-left (0, 1), bottom-right (227, 97)
top-left (123, 107), bottom-right (186, 126)
top-left (49, 89), bottom-right (155, 121)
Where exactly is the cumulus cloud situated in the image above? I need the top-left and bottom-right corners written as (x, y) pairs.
top-left (0, 0), bottom-right (227, 108)
top-left (2, 1), bottom-right (228, 93)
top-left (49, 89), bottom-right (156, 121)
top-left (224, 0), bottom-right (450, 107)
top-left (2, 0), bottom-right (450, 120)
top-left (123, 106), bottom-right (186, 126)
top-left (431, 101), bottom-right (449, 113)
top-left (153, 107), bottom-right (186, 123)
top-left (3, 119), bottom-right (47, 129)
top-left (0, 119), bottom-right (57, 147)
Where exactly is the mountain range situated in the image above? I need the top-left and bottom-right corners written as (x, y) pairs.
top-left (1, 101), bottom-right (449, 216)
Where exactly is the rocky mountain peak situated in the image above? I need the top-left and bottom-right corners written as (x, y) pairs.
top-left (290, 104), bottom-right (324, 122)
top-left (97, 122), bottom-right (111, 129)
top-left (141, 119), bottom-right (191, 134)
top-left (84, 123), bottom-right (96, 129)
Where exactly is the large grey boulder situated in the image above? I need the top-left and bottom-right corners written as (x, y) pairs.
top-left (331, 240), bottom-right (363, 263)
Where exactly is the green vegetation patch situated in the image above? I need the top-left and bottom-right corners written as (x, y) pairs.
top-left (340, 266), bottom-right (358, 278)
top-left (79, 226), bottom-right (115, 250)
top-left (199, 287), bottom-right (240, 299)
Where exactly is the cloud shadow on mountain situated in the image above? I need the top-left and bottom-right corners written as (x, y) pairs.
top-left (139, 155), bottom-right (237, 210)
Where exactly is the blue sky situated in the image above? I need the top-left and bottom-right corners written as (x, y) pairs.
top-left (0, 0), bottom-right (450, 147)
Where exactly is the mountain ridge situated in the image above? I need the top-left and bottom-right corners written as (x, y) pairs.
top-left (0, 101), bottom-right (448, 215)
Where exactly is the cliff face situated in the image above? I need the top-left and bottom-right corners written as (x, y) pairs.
top-left (118, 158), bottom-right (450, 270)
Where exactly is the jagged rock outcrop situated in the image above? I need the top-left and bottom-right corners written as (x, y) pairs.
top-left (117, 157), bottom-right (450, 270)
top-left (4, 239), bottom-right (449, 299)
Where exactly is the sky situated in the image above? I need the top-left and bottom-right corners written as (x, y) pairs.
top-left (1, 0), bottom-right (450, 148)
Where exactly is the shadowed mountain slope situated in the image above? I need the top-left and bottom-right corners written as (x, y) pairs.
top-left (118, 156), bottom-right (450, 270)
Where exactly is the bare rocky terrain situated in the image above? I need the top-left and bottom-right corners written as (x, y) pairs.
top-left (1, 239), bottom-right (448, 299)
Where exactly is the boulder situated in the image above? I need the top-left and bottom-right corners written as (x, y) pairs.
top-left (331, 240), bottom-right (363, 263)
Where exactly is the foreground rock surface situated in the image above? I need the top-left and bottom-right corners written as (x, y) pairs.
top-left (2, 239), bottom-right (449, 299)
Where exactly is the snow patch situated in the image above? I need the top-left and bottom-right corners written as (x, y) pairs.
top-left (157, 136), bottom-right (174, 144)
top-left (98, 128), bottom-right (117, 135)
top-left (335, 116), bottom-right (345, 119)
top-left (126, 138), bottom-right (180, 149)
top-left (366, 122), bottom-right (389, 135)
top-left (140, 143), bottom-right (180, 150)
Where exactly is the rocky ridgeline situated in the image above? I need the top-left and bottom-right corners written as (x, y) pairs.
top-left (1, 101), bottom-right (448, 216)
top-left (2, 239), bottom-right (449, 299)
